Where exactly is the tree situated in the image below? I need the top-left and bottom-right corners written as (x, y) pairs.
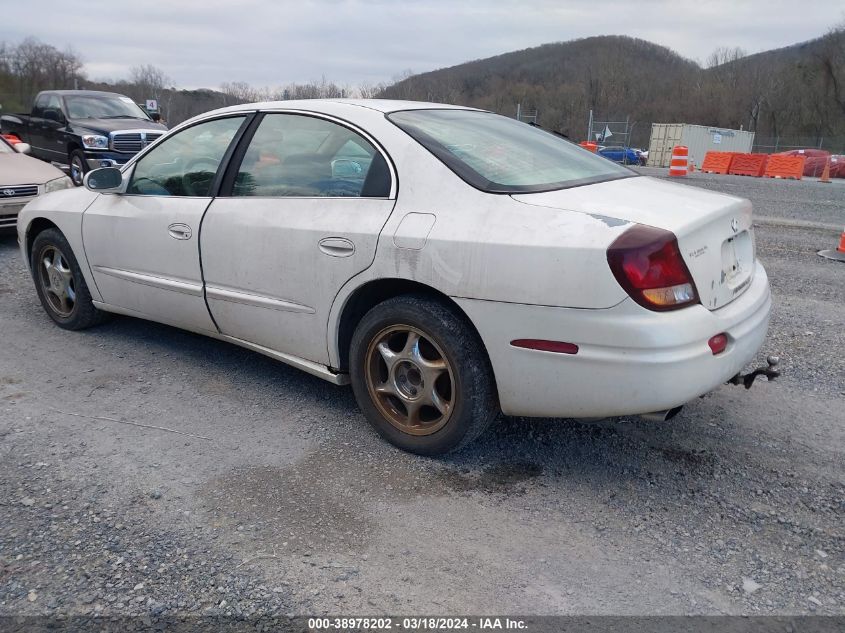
top-left (816, 23), bottom-right (845, 116)
top-left (129, 64), bottom-right (170, 101)
top-left (3, 38), bottom-right (84, 107)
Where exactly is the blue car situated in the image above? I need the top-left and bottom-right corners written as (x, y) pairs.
top-left (598, 146), bottom-right (642, 165)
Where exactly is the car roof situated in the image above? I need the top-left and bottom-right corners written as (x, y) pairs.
top-left (203, 99), bottom-right (479, 118)
top-left (41, 90), bottom-right (130, 98)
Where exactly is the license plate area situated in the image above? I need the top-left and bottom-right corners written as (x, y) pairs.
top-left (721, 230), bottom-right (753, 291)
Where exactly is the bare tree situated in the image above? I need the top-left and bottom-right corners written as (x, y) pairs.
top-left (220, 81), bottom-right (262, 104)
top-left (5, 38), bottom-right (84, 106)
top-left (129, 64), bottom-right (170, 100)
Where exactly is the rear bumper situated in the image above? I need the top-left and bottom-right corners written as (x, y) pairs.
top-left (455, 262), bottom-right (772, 418)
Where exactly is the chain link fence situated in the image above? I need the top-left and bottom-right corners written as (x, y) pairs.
top-left (751, 136), bottom-right (845, 154)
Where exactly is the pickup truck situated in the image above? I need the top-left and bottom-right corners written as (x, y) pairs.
top-left (0, 90), bottom-right (168, 186)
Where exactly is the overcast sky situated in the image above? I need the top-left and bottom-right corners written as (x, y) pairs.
top-left (2, 0), bottom-right (842, 90)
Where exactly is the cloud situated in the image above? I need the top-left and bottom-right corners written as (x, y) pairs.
top-left (1, 0), bottom-right (841, 89)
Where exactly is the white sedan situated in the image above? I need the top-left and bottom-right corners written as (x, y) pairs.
top-left (17, 100), bottom-right (772, 454)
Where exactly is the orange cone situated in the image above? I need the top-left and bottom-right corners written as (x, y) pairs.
top-left (818, 227), bottom-right (845, 262)
top-left (820, 157), bottom-right (832, 183)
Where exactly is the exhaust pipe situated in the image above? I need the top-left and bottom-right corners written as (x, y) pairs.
top-left (639, 406), bottom-right (684, 422)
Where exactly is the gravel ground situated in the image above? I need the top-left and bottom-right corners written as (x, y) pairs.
top-left (0, 174), bottom-right (843, 619)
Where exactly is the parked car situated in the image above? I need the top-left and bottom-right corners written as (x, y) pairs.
top-left (1, 90), bottom-right (167, 186)
top-left (598, 145), bottom-right (642, 165)
top-left (17, 101), bottom-right (772, 455)
top-left (0, 136), bottom-right (72, 230)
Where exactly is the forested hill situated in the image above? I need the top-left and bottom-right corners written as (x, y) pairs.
top-left (378, 32), bottom-right (845, 149)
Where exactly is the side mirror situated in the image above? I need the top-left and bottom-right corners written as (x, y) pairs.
top-left (84, 167), bottom-right (126, 193)
top-left (43, 110), bottom-right (64, 124)
top-left (14, 142), bottom-right (31, 155)
top-left (150, 112), bottom-right (161, 122)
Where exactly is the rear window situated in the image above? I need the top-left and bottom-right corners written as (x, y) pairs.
top-left (388, 109), bottom-right (634, 193)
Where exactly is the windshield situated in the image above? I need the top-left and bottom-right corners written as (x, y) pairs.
top-left (63, 94), bottom-right (151, 121)
top-left (388, 109), bottom-right (634, 193)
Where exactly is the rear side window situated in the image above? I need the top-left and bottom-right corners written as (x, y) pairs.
top-left (388, 109), bottom-right (633, 193)
top-left (231, 113), bottom-right (390, 198)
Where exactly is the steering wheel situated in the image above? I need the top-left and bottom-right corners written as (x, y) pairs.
top-left (129, 176), bottom-right (171, 196)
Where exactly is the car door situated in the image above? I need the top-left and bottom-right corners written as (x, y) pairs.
top-left (603, 147), bottom-right (621, 162)
top-left (82, 114), bottom-right (249, 333)
top-left (38, 94), bottom-right (68, 162)
top-left (27, 94), bottom-right (52, 159)
top-left (200, 111), bottom-right (396, 364)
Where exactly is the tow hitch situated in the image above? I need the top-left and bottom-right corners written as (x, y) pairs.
top-left (729, 356), bottom-right (780, 389)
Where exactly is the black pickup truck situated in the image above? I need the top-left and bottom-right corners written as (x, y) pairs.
top-left (0, 90), bottom-right (168, 185)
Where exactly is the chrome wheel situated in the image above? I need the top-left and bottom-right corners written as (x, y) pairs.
top-left (70, 154), bottom-right (85, 186)
top-left (364, 325), bottom-right (455, 436)
top-left (37, 245), bottom-right (76, 317)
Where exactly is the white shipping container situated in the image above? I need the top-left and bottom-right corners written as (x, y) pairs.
top-left (646, 123), bottom-right (755, 168)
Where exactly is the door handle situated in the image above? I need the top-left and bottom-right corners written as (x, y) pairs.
top-left (318, 237), bottom-right (355, 257)
top-left (168, 223), bottom-right (192, 240)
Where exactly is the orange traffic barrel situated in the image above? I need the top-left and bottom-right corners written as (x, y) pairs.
top-left (669, 146), bottom-right (689, 177)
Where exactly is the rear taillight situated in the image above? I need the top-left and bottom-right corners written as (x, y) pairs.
top-left (607, 225), bottom-right (699, 311)
top-left (708, 333), bottom-right (728, 355)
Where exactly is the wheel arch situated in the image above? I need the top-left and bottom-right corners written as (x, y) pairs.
top-left (25, 217), bottom-right (61, 265)
top-left (331, 277), bottom-right (494, 378)
top-left (67, 140), bottom-right (82, 156)
top-left (22, 215), bottom-right (102, 303)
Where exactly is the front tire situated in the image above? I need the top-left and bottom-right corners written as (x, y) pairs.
top-left (350, 294), bottom-right (497, 455)
top-left (30, 228), bottom-right (108, 330)
top-left (69, 149), bottom-right (88, 187)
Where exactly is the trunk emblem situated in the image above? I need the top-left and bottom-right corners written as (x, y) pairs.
top-left (731, 218), bottom-right (739, 233)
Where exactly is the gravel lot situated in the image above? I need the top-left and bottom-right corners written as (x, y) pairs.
top-left (0, 173), bottom-right (843, 619)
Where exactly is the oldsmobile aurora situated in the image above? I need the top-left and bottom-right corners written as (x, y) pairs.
top-left (17, 100), bottom-right (773, 454)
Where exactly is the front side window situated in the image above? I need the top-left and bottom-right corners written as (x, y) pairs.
top-left (33, 94), bottom-right (49, 117)
top-left (388, 109), bottom-right (634, 193)
top-left (231, 113), bottom-right (390, 198)
top-left (127, 116), bottom-right (246, 197)
top-left (35, 94), bottom-right (62, 121)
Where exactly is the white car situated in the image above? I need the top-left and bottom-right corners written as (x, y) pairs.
top-left (0, 136), bottom-right (73, 230)
top-left (17, 100), bottom-right (772, 455)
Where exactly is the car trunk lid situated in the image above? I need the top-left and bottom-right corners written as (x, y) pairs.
top-left (512, 176), bottom-right (755, 310)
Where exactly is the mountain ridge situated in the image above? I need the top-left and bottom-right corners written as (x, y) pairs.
top-left (378, 31), bottom-right (845, 149)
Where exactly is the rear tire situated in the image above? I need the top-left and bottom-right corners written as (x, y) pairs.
top-left (350, 294), bottom-right (497, 455)
top-left (30, 228), bottom-right (109, 330)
